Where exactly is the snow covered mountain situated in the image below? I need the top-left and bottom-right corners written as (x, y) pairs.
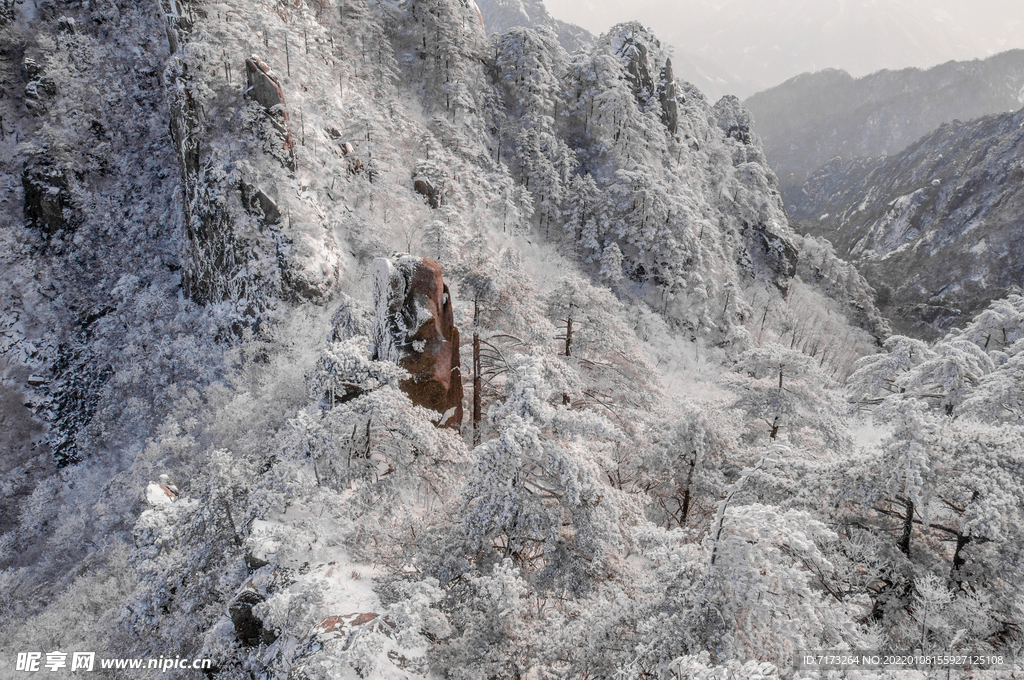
top-left (475, 0), bottom-right (594, 53)
top-left (475, 0), bottom-right (751, 102)
top-left (745, 50), bottom-right (1024, 198)
top-left (2, 0), bottom-right (1023, 677)
top-left (580, 0), bottom-right (1024, 98)
top-left (791, 108), bottom-right (1024, 338)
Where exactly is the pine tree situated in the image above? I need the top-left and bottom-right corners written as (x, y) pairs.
top-left (453, 352), bottom-right (626, 594)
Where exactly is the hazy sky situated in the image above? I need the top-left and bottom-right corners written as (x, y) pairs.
top-left (543, 0), bottom-right (1024, 98)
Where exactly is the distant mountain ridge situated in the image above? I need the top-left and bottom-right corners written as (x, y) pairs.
top-left (745, 50), bottom-right (1024, 200)
top-left (791, 108), bottom-right (1024, 338)
top-left (551, 0), bottom-right (1024, 99)
top-left (475, 0), bottom-right (594, 53)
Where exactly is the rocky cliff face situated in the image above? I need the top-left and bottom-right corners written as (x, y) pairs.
top-left (745, 50), bottom-right (1024, 200)
top-left (0, 0), bottom-right (186, 467)
top-left (160, 0), bottom-right (338, 313)
top-left (372, 255), bottom-right (463, 429)
top-left (712, 95), bottom-right (798, 290)
top-left (791, 109), bottom-right (1024, 338)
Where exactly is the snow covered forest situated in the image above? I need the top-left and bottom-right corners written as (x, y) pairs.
top-left (0, 0), bottom-right (1022, 677)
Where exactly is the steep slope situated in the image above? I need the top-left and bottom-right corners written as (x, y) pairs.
top-left (745, 50), bottom-right (1024, 197)
top-left (0, 1), bottom-right (894, 678)
top-left (475, 0), bottom-right (593, 53)
top-left (791, 108), bottom-right (1024, 338)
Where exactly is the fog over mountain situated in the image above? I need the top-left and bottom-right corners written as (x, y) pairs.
top-left (745, 50), bottom-right (1024, 196)
top-left (545, 0), bottom-right (1024, 98)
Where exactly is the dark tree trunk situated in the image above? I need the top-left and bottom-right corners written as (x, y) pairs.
top-left (950, 532), bottom-right (971, 585)
top-left (562, 308), bottom-right (573, 405)
top-left (680, 450), bottom-right (698, 524)
top-left (473, 298), bottom-right (482, 447)
top-left (898, 499), bottom-right (914, 555)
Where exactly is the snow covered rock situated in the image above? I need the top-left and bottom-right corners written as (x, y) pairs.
top-left (621, 35), bottom-right (655, 104)
top-left (245, 56), bottom-right (286, 111)
top-left (714, 95), bottom-right (754, 145)
top-left (21, 163), bottom-right (70, 235)
top-left (658, 57), bottom-right (679, 134)
top-left (145, 482), bottom-right (176, 505)
top-left (316, 612), bottom-right (396, 640)
top-left (413, 178), bottom-right (440, 209)
top-left (229, 587), bottom-right (277, 647)
top-left (244, 56), bottom-right (295, 158)
top-left (239, 182), bottom-right (282, 226)
top-left (371, 255), bottom-right (463, 429)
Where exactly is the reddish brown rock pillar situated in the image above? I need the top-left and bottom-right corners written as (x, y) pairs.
top-left (372, 254), bottom-right (463, 430)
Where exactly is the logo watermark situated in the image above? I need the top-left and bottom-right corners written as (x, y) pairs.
top-left (14, 652), bottom-right (212, 673)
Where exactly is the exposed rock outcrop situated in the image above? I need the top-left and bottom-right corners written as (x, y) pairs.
top-left (229, 589), bottom-right (277, 647)
top-left (239, 182), bottom-right (281, 226)
top-left (317, 612), bottom-right (396, 638)
top-left (658, 58), bottom-right (679, 135)
top-left (245, 56), bottom-right (285, 111)
top-left (371, 254), bottom-right (463, 429)
top-left (414, 178), bottom-right (440, 209)
top-left (615, 32), bottom-right (679, 135)
top-left (245, 56), bottom-right (295, 163)
top-left (746, 222), bottom-right (799, 291)
top-left (22, 163), bottom-right (70, 235)
top-left (621, 36), bottom-right (654, 103)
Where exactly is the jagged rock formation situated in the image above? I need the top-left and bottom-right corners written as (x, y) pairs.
top-left (658, 58), bottom-right (678, 134)
top-left (618, 33), bottom-right (680, 136)
top-left (791, 108), bottom-right (1024, 338)
top-left (712, 96), bottom-right (798, 292)
top-left (413, 178), bottom-right (440, 209)
top-left (475, 0), bottom-right (593, 53)
top-left (372, 255), bottom-right (463, 429)
top-left (229, 590), bottom-right (276, 647)
top-left (622, 37), bottom-right (654, 97)
top-left (745, 50), bottom-right (1024, 200)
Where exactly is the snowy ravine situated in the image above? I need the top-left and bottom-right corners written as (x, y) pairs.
top-left (1, 0), bottom-right (1022, 679)
top-left (791, 107), bottom-right (1024, 339)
